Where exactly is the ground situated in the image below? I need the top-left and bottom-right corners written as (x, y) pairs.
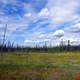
top-left (0, 51), bottom-right (80, 80)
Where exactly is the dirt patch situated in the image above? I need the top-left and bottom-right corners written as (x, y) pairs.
top-left (48, 69), bottom-right (73, 80)
top-left (75, 74), bottom-right (80, 80)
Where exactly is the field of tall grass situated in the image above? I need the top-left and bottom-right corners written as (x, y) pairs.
top-left (0, 51), bottom-right (80, 80)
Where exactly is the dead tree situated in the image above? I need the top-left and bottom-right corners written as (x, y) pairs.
top-left (67, 40), bottom-right (70, 51)
top-left (1, 24), bottom-right (7, 54)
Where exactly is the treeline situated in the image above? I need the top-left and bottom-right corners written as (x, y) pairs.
top-left (0, 40), bottom-right (80, 53)
top-left (0, 24), bottom-right (80, 53)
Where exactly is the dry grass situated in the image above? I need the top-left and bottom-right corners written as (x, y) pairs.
top-left (0, 51), bottom-right (80, 80)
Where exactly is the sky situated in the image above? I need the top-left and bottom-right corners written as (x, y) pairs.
top-left (0, 0), bottom-right (80, 46)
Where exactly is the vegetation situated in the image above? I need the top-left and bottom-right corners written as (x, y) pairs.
top-left (0, 52), bottom-right (80, 80)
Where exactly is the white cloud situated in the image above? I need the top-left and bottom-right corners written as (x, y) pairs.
top-left (64, 18), bottom-right (80, 33)
top-left (70, 23), bottom-right (80, 33)
top-left (24, 13), bottom-right (32, 17)
top-left (25, 40), bottom-right (33, 43)
top-left (38, 8), bottom-right (49, 17)
top-left (46, 0), bottom-right (80, 24)
top-left (53, 30), bottom-right (64, 37)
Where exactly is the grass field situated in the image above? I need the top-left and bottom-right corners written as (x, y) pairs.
top-left (0, 52), bottom-right (80, 80)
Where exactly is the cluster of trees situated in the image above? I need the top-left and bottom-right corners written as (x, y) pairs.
top-left (0, 40), bottom-right (80, 53)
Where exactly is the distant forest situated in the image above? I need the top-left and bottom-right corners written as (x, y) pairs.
top-left (0, 40), bottom-right (80, 53)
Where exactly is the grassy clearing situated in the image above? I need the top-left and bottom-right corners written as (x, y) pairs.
top-left (0, 52), bottom-right (80, 80)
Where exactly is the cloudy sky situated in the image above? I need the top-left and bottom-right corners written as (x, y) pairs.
top-left (0, 0), bottom-right (80, 46)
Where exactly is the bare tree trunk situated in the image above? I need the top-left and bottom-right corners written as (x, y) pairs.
top-left (67, 40), bottom-right (70, 51)
top-left (1, 24), bottom-right (7, 55)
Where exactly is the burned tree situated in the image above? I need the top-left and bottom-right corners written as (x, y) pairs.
top-left (1, 24), bottom-right (7, 53)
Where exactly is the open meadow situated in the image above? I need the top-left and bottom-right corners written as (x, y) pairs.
top-left (0, 51), bottom-right (80, 80)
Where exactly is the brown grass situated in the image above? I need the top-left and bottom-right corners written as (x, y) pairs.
top-left (0, 68), bottom-right (77, 80)
top-left (75, 74), bottom-right (80, 80)
top-left (0, 52), bottom-right (80, 80)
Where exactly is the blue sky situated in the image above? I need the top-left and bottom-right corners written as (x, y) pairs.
top-left (0, 0), bottom-right (80, 46)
